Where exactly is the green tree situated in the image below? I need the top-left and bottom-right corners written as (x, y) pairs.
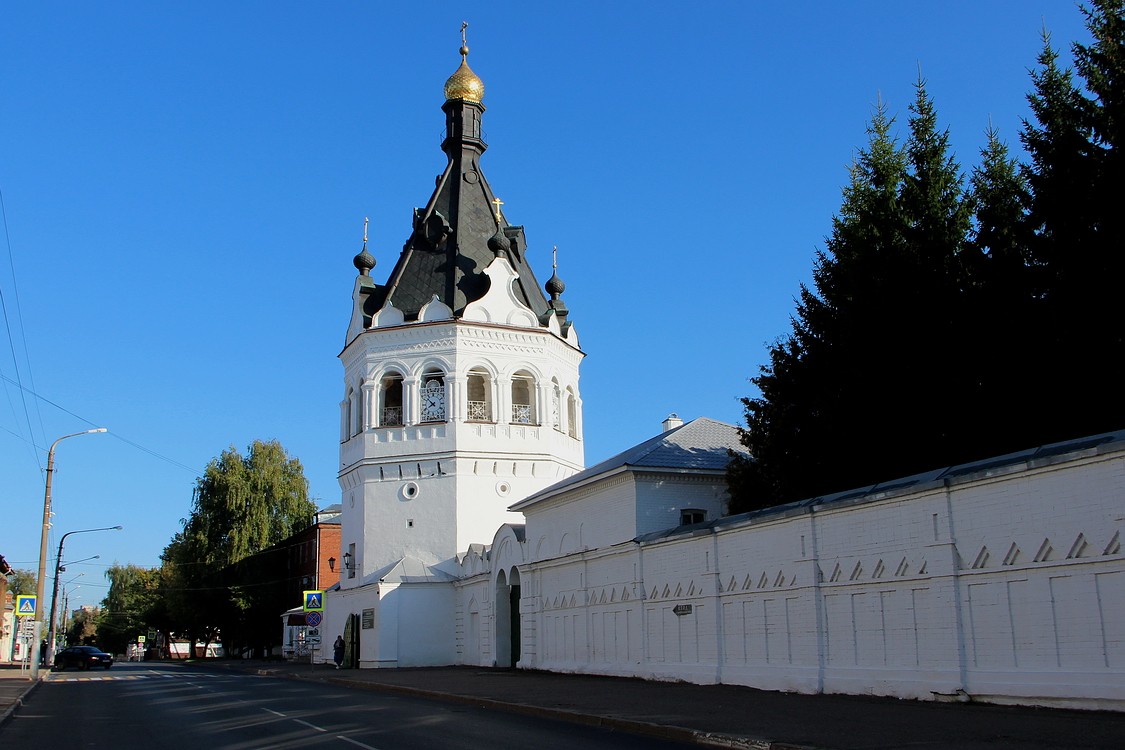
top-left (966, 126), bottom-right (1040, 447)
top-left (97, 564), bottom-right (163, 656)
top-left (1022, 0), bottom-right (1125, 439)
top-left (66, 606), bottom-right (100, 646)
top-left (731, 2), bottom-right (1125, 513)
top-left (5, 568), bottom-right (36, 596)
top-left (163, 439), bottom-right (314, 657)
top-left (730, 100), bottom-right (911, 508)
top-left (730, 82), bottom-right (981, 511)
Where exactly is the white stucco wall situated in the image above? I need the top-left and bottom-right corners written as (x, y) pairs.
top-left (338, 317), bottom-right (585, 581)
top-left (455, 441), bottom-right (1125, 709)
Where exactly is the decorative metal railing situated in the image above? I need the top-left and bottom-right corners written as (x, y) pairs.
top-left (381, 406), bottom-right (403, 426)
top-left (511, 404), bottom-right (533, 424)
top-left (467, 401), bottom-right (491, 421)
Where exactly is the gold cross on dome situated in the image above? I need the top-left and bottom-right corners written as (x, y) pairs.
top-left (552, 245), bottom-right (558, 269)
top-left (363, 216), bottom-right (369, 244)
top-left (492, 197), bottom-right (504, 222)
top-left (461, 21), bottom-right (469, 48)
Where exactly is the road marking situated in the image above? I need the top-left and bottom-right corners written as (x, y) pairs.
top-left (294, 719), bottom-right (327, 732)
top-left (261, 708), bottom-right (287, 717)
top-left (336, 736), bottom-right (381, 750)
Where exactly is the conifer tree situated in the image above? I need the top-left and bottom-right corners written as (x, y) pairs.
top-left (730, 86), bottom-right (978, 511)
top-left (730, 102), bottom-right (912, 508)
top-left (1022, 0), bottom-right (1125, 439)
top-left (730, 2), bottom-right (1125, 514)
top-left (967, 127), bottom-right (1039, 448)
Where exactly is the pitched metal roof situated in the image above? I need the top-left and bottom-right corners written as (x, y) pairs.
top-left (511, 417), bottom-right (745, 510)
top-left (362, 63), bottom-right (552, 323)
top-left (635, 427), bottom-right (1125, 542)
top-left (364, 556), bottom-right (458, 585)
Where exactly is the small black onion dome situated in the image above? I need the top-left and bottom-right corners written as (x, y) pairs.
top-left (353, 247), bottom-right (375, 275)
top-left (546, 271), bottom-right (566, 299)
top-left (487, 226), bottom-right (510, 257)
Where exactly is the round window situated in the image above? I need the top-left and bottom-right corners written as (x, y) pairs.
top-left (402, 481), bottom-right (420, 500)
top-left (496, 481), bottom-right (511, 497)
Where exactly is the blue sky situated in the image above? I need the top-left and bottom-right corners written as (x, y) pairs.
top-left (1, 2), bottom-right (1091, 609)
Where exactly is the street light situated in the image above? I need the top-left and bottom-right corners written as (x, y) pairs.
top-left (31, 427), bottom-right (107, 679)
top-left (60, 554), bottom-right (100, 568)
top-left (46, 525), bottom-right (122, 667)
top-left (54, 574), bottom-right (85, 650)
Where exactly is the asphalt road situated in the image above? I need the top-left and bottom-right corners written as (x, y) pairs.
top-left (4, 662), bottom-right (695, 749)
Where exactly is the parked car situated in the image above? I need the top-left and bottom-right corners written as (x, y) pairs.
top-left (54, 646), bottom-right (113, 670)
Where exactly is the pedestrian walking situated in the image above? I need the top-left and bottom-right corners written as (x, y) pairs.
top-left (333, 635), bottom-right (345, 669)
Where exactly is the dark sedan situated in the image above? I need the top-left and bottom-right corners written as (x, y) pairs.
top-left (54, 646), bottom-right (113, 670)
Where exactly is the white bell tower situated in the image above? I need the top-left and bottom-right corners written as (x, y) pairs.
top-left (337, 42), bottom-right (584, 584)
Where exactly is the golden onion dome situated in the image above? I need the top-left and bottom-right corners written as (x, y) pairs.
top-left (443, 45), bottom-right (484, 103)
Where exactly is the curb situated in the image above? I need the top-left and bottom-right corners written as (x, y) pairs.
top-left (243, 666), bottom-right (825, 750)
top-left (0, 678), bottom-right (40, 729)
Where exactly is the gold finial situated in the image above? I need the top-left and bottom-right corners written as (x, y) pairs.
top-left (444, 22), bottom-right (484, 102)
top-left (492, 197), bottom-right (504, 223)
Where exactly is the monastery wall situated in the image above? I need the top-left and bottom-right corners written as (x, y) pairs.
top-left (457, 442), bottom-right (1125, 709)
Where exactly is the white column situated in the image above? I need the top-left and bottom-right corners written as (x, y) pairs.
top-left (536, 380), bottom-right (550, 426)
top-left (403, 377), bottom-right (419, 425)
top-left (497, 373), bottom-right (511, 425)
top-left (362, 381), bottom-right (377, 430)
top-left (447, 375), bottom-right (462, 422)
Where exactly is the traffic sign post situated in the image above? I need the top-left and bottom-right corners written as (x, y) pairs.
top-left (15, 595), bottom-right (37, 617)
top-left (302, 591), bottom-right (325, 670)
top-left (303, 590), bottom-right (324, 611)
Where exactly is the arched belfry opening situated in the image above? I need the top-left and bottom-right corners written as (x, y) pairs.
top-left (494, 567), bottom-right (521, 668)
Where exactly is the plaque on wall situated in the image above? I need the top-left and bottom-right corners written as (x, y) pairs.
top-left (362, 608), bottom-right (375, 629)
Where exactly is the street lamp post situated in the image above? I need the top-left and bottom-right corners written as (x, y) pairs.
top-left (46, 526), bottom-right (122, 667)
top-left (31, 428), bottom-right (107, 680)
top-left (54, 573), bottom-right (85, 649)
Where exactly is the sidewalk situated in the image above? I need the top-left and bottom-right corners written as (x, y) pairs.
top-left (197, 660), bottom-right (1125, 750)
top-left (5, 658), bottom-right (1124, 748)
top-left (0, 664), bottom-right (39, 728)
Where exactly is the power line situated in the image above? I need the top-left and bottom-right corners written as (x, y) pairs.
top-left (0, 182), bottom-right (44, 471)
top-left (0, 372), bottom-right (202, 475)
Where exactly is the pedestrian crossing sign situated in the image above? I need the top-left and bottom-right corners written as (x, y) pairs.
top-left (15, 595), bottom-right (36, 616)
top-left (303, 590), bottom-right (324, 612)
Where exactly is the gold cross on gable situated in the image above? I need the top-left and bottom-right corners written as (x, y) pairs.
top-left (492, 197), bottom-right (504, 222)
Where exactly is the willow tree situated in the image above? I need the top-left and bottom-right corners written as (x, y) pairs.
top-left (98, 564), bottom-right (163, 655)
top-left (164, 440), bottom-right (314, 656)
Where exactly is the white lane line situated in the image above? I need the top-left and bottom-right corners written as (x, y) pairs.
top-left (336, 735), bottom-right (381, 750)
top-left (261, 708), bottom-right (287, 717)
top-left (294, 719), bottom-right (327, 732)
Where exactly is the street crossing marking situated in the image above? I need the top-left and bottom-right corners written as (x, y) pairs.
top-left (47, 671), bottom-right (237, 683)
